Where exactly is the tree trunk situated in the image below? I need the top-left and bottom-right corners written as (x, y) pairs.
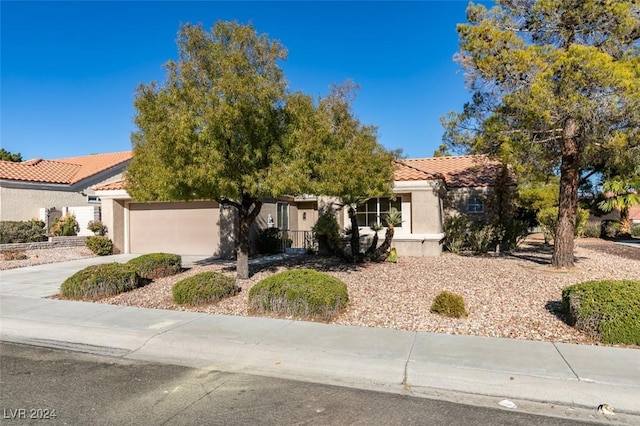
top-left (364, 232), bottom-right (379, 257)
top-left (619, 207), bottom-right (632, 238)
top-left (370, 225), bottom-right (395, 261)
top-left (552, 118), bottom-right (579, 268)
top-left (234, 195), bottom-right (262, 280)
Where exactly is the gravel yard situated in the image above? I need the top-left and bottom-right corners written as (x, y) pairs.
top-left (3, 237), bottom-right (638, 346)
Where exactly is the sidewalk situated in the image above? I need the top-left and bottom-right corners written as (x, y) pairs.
top-left (1, 256), bottom-right (639, 422)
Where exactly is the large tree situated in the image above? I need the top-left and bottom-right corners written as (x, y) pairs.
top-left (0, 149), bottom-right (22, 162)
top-left (443, 0), bottom-right (640, 267)
top-left (126, 22), bottom-right (395, 278)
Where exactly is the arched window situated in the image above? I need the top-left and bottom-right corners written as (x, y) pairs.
top-left (467, 197), bottom-right (484, 213)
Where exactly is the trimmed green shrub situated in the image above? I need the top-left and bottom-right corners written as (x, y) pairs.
top-left (87, 220), bottom-right (105, 235)
top-left (443, 215), bottom-right (470, 253)
top-left (430, 290), bottom-right (467, 318)
top-left (632, 223), bottom-right (640, 237)
top-left (60, 263), bottom-right (141, 300)
top-left (313, 211), bottom-right (342, 255)
top-left (127, 253), bottom-right (182, 279)
top-left (85, 236), bottom-right (113, 256)
top-left (562, 280), bottom-right (640, 345)
top-left (0, 220), bottom-right (47, 244)
top-left (537, 207), bottom-right (589, 243)
top-left (248, 269), bottom-right (348, 320)
top-left (49, 213), bottom-right (78, 236)
top-left (172, 272), bottom-right (240, 305)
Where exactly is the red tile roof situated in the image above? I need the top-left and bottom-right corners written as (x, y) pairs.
top-left (94, 179), bottom-right (126, 191)
top-left (0, 151), bottom-right (132, 184)
top-left (395, 155), bottom-right (511, 188)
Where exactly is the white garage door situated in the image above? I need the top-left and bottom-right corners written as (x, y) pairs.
top-left (128, 201), bottom-right (220, 256)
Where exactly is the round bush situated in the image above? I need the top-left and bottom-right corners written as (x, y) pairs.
top-left (172, 272), bottom-right (240, 305)
top-left (248, 269), bottom-right (349, 320)
top-left (127, 253), bottom-right (182, 279)
top-left (85, 236), bottom-right (113, 256)
top-left (60, 263), bottom-right (141, 300)
top-left (430, 290), bottom-right (467, 318)
top-left (562, 280), bottom-right (640, 345)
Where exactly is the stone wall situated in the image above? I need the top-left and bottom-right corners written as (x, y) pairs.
top-left (0, 236), bottom-right (88, 252)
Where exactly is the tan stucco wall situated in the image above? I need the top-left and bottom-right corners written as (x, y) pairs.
top-left (405, 187), bottom-right (443, 234)
top-left (445, 187), bottom-right (491, 220)
top-left (0, 186), bottom-right (92, 221)
top-left (296, 201), bottom-right (318, 231)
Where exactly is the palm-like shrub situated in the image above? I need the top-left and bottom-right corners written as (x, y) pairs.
top-left (598, 177), bottom-right (640, 238)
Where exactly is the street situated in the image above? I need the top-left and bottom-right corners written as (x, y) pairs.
top-left (0, 342), bottom-right (595, 425)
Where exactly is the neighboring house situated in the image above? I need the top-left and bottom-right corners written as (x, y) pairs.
top-left (0, 152), bottom-right (132, 234)
top-left (95, 154), bottom-right (508, 257)
top-left (632, 206), bottom-right (640, 224)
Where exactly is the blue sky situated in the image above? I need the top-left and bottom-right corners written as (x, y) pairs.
top-left (2, 1), bottom-right (483, 161)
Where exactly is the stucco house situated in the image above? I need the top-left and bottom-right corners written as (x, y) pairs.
top-left (0, 152), bottom-right (132, 234)
top-left (94, 154), bottom-right (507, 257)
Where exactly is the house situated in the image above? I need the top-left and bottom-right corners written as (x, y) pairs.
top-left (0, 152), bottom-right (132, 234)
top-left (95, 154), bottom-right (508, 257)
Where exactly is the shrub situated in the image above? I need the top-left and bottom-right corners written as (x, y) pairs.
top-left (2, 249), bottom-right (28, 261)
top-left (87, 220), bottom-right (105, 235)
top-left (248, 269), bottom-right (349, 320)
top-left (60, 263), bottom-right (141, 300)
top-left (632, 223), bottom-right (640, 237)
top-left (255, 228), bottom-right (285, 255)
top-left (313, 211), bottom-right (342, 255)
top-left (443, 215), bottom-right (470, 253)
top-left (430, 290), bottom-right (468, 318)
top-left (0, 220), bottom-right (47, 244)
top-left (467, 222), bottom-right (502, 254)
top-left (537, 207), bottom-right (589, 243)
top-left (562, 280), bottom-right (640, 345)
top-left (581, 221), bottom-right (601, 238)
top-left (50, 213), bottom-right (78, 236)
top-left (85, 236), bottom-right (113, 256)
top-left (499, 218), bottom-right (530, 251)
top-left (127, 253), bottom-right (182, 279)
top-left (600, 220), bottom-right (620, 239)
top-left (172, 272), bottom-right (240, 305)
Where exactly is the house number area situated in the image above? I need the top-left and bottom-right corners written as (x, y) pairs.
top-left (2, 408), bottom-right (58, 420)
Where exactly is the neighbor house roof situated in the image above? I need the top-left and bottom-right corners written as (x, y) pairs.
top-left (395, 155), bottom-right (513, 188)
top-left (94, 179), bottom-right (126, 191)
top-left (0, 151), bottom-right (132, 185)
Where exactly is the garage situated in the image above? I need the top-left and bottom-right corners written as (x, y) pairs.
top-left (127, 201), bottom-right (221, 256)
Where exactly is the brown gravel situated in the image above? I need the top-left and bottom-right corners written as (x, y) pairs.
top-left (4, 238), bottom-right (638, 346)
top-left (0, 246), bottom-right (96, 270)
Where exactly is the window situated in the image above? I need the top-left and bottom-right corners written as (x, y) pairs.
top-left (356, 197), bottom-right (402, 228)
top-left (277, 202), bottom-right (289, 230)
top-left (87, 195), bottom-right (101, 203)
top-left (467, 197), bottom-right (484, 213)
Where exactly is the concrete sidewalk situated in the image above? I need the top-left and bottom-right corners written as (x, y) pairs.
top-left (1, 256), bottom-right (639, 422)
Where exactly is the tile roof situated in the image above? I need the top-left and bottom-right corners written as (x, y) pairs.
top-left (94, 179), bottom-right (126, 191)
top-left (395, 155), bottom-right (512, 188)
top-left (0, 151), bottom-right (132, 185)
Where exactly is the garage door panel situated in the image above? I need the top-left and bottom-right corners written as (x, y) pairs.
top-left (129, 201), bottom-right (220, 256)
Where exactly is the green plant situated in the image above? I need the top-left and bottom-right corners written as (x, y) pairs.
top-left (172, 272), bottom-right (240, 305)
top-left (312, 211), bottom-right (342, 256)
top-left (499, 218), bottom-right (530, 251)
top-left (248, 269), bottom-right (349, 320)
top-left (1, 249), bottom-right (28, 261)
top-left (562, 280), bottom-right (640, 345)
top-left (430, 290), bottom-right (467, 318)
top-left (60, 263), bottom-right (141, 300)
top-left (632, 223), bottom-right (640, 237)
top-left (85, 236), bottom-right (113, 256)
top-left (600, 220), bottom-right (620, 239)
top-left (50, 213), bottom-right (78, 236)
top-left (255, 227), bottom-right (286, 255)
top-left (127, 253), bottom-right (182, 279)
top-left (467, 222), bottom-right (502, 254)
top-left (443, 215), bottom-right (471, 253)
top-left (87, 220), bottom-right (105, 235)
top-left (0, 220), bottom-right (47, 244)
top-left (537, 207), bottom-right (589, 243)
top-left (581, 221), bottom-right (601, 238)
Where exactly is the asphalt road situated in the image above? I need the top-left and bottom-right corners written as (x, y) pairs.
top-left (0, 342), bottom-right (592, 426)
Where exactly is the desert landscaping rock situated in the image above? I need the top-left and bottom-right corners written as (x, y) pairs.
top-left (3, 238), bottom-right (638, 346)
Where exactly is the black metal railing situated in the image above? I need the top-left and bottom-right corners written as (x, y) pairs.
top-left (280, 230), bottom-right (315, 253)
